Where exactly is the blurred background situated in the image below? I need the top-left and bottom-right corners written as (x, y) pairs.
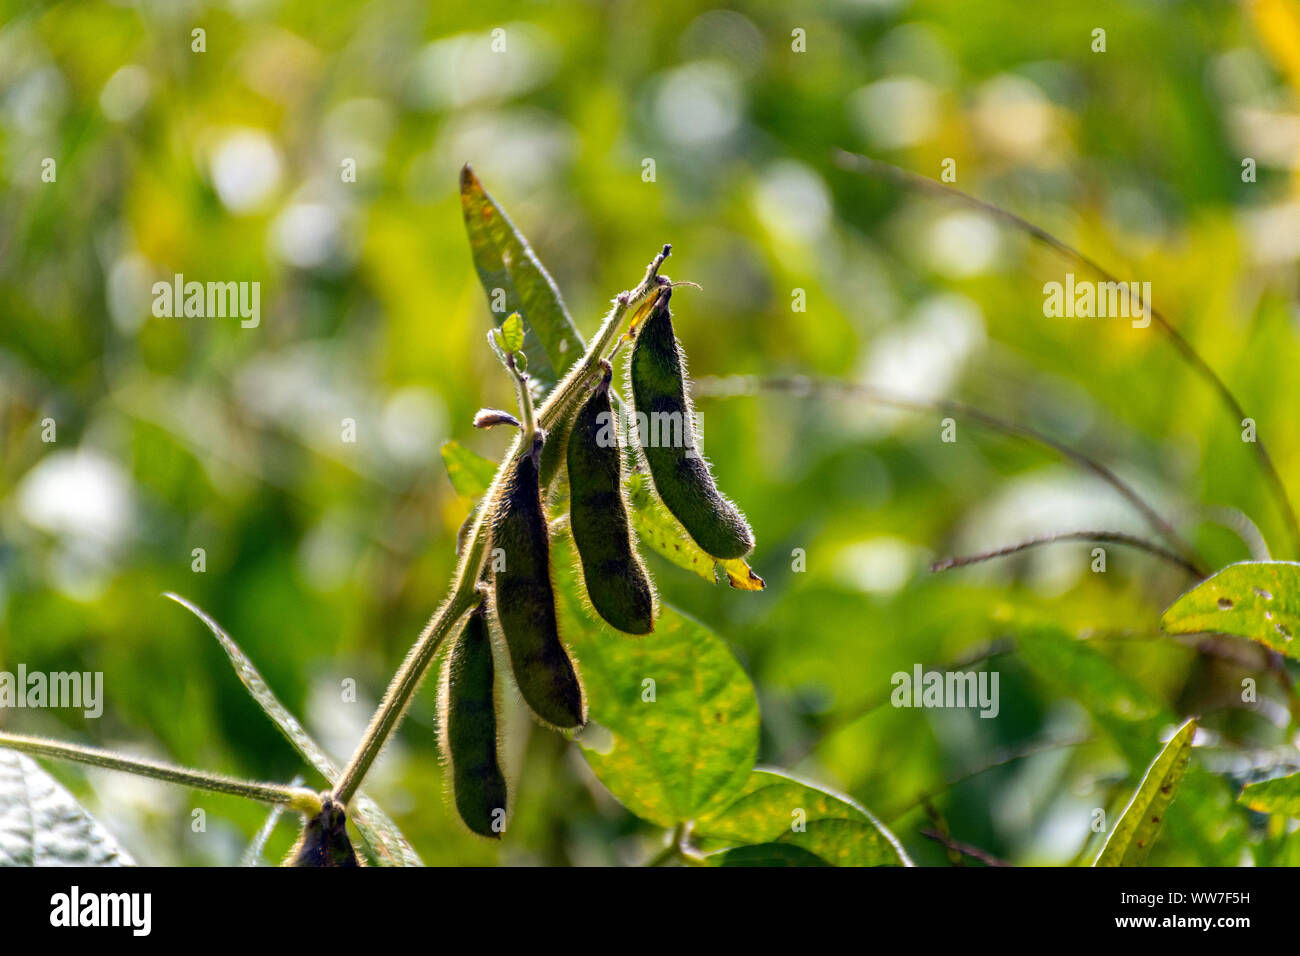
top-left (3, 0), bottom-right (1300, 865)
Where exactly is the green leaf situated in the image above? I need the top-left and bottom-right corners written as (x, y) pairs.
top-left (460, 165), bottom-right (584, 391)
top-left (694, 768), bottom-right (912, 867)
top-left (1095, 717), bottom-right (1197, 867)
top-left (1161, 561), bottom-right (1300, 659)
top-left (0, 749), bottom-right (134, 866)
top-left (1017, 626), bottom-right (1170, 767)
top-left (1238, 771), bottom-right (1300, 818)
top-left (552, 532), bottom-right (759, 826)
top-left (164, 593), bottom-right (423, 867)
top-left (711, 843), bottom-right (831, 866)
top-left (441, 440), bottom-right (501, 502)
top-left (626, 470), bottom-right (764, 589)
top-left (498, 312), bottom-right (525, 353)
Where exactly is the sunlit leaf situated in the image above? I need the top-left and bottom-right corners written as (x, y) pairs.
top-left (1095, 717), bottom-right (1197, 867)
top-left (1238, 770), bottom-right (1300, 818)
top-left (442, 440), bottom-right (501, 503)
top-left (164, 593), bottom-right (423, 867)
top-left (460, 165), bottom-right (584, 390)
top-left (0, 749), bottom-right (134, 866)
top-left (627, 470), bottom-right (763, 588)
top-left (694, 768), bottom-right (911, 867)
top-left (498, 312), bottom-right (525, 354)
top-left (1161, 561), bottom-right (1300, 659)
top-left (552, 533), bottom-right (759, 825)
top-left (242, 780), bottom-right (298, 867)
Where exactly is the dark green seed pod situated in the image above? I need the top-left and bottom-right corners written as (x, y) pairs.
top-left (438, 607), bottom-right (509, 838)
top-left (567, 365), bottom-right (656, 634)
top-left (288, 795), bottom-right (360, 867)
top-left (490, 436), bottom-right (587, 729)
top-left (537, 408), bottom-right (573, 490)
top-left (629, 290), bottom-right (754, 560)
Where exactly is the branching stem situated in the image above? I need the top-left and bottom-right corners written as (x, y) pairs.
top-left (331, 246), bottom-right (673, 808)
top-left (0, 730), bottom-right (321, 813)
top-left (931, 529), bottom-right (1203, 578)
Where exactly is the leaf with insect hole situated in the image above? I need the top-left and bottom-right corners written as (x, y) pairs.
top-left (1095, 718), bottom-right (1197, 867)
top-left (1162, 561), bottom-right (1300, 660)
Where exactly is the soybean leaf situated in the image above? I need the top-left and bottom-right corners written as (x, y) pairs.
top-left (711, 843), bottom-right (831, 867)
top-left (460, 165), bottom-right (584, 391)
top-left (552, 533), bottom-right (759, 825)
top-left (498, 312), bottom-right (525, 354)
top-left (0, 749), bottom-right (134, 866)
top-left (1094, 717), bottom-right (1198, 867)
top-left (627, 470), bottom-right (765, 590)
top-left (442, 440), bottom-right (501, 503)
top-left (694, 768), bottom-right (912, 867)
top-left (625, 470), bottom-right (715, 583)
top-left (163, 593), bottom-right (423, 867)
top-left (1238, 771), bottom-right (1300, 818)
top-left (1016, 626), bottom-right (1170, 768)
top-left (1161, 561), bottom-right (1300, 659)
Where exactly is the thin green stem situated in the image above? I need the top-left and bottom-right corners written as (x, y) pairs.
top-left (331, 245), bottom-right (673, 809)
top-left (506, 353), bottom-right (538, 450)
top-left (0, 731), bottom-right (321, 813)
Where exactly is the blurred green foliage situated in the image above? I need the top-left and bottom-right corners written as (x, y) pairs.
top-left (3, 0), bottom-right (1300, 865)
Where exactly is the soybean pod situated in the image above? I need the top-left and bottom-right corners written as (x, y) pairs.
top-left (438, 605), bottom-right (509, 838)
top-left (490, 434), bottom-right (587, 729)
top-left (567, 363), bottom-right (656, 634)
top-left (288, 796), bottom-right (360, 867)
top-left (629, 289), bottom-right (754, 559)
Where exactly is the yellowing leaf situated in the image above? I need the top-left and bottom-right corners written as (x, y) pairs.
top-left (1238, 771), bottom-right (1300, 818)
top-left (1095, 718), bottom-right (1197, 867)
top-left (1161, 561), bottom-right (1300, 660)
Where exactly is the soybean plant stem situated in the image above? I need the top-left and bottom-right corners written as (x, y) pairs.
top-left (0, 730), bottom-right (322, 813)
top-left (931, 529), bottom-right (1203, 578)
top-left (507, 352), bottom-right (538, 450)
top-left (331, 246), bottom-right (673, 809)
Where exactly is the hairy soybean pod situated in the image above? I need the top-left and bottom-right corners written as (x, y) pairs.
top-left (438, 607), bottom-right (509, 838)
top-left (567, 366), bottom-right (656, 634)
top-left (490, 437), bottom-right (587, 729)
top-left (288, 795), bottom-right (360, 867)
top-left (630, 290), bottom-right (755, 560)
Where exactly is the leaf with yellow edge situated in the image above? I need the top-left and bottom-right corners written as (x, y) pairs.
top-left (626, 470), bottom-right (764, 589)
top-left (1095, 718), bottom-right (1197, 867)
top-left (1161, 561), bottom-right (1300, 660)
top-left (1238, 771), bottom-right (1300, 818)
